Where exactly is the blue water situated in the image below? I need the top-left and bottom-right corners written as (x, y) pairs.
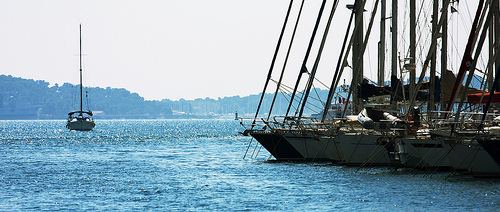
top-left (0, 119), bottom-right (499, 211)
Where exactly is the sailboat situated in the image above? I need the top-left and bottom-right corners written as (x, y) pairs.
top-left (66, 24), bottom-right (95, 131)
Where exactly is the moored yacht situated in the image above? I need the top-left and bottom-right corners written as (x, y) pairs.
top-left (66, 24), bottom-right (95, 131)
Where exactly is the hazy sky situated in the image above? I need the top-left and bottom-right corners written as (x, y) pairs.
top-left (0, 0), bottom-right (477, 101)
top-left (0, 0), bottom-right (334, 100)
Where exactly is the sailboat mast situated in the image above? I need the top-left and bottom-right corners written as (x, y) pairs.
top-left (409, 0), bottom-right (415, 104)
top-left (352, 0), bottom-right (364, 114)
top-left (378, 0), bottom-right (386, 91)
top-left (429, 0), bottom-right (438, 119)
top-left (298, 0), bottom-right (339, 118)
top-left (321, 4), bottom-right (356, 122)
top-left (390, 0), bottom-right (397, 110)
top-left (285, 0), bottom-right (328, 117)
top-left (79, 24), bottom-right (83, 113)
top-left (252, 0), bottom-right (294, 124)
top-left (441, 0), bottom-right (448, 111)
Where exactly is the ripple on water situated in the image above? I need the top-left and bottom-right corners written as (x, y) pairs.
top-left (0, 119), bottom-right (499, 211)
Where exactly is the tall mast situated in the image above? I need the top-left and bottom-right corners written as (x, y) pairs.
top-left (405, 0), bottom-right (452, 118)
top-left (390, 0), bottom-right (397, 110)
top-left (494, 0), bottom-right (500, 91)
top-left (252, 0), bottom-right (294, 124)
top-left (409, 0), bottom-right (415, 102)
top-left (378, 0), bottom-right (386, 90)
top-left (441, 0), bottom-right (448, 110)
top-left (352, 0), bottom-right (364, 114)
top-left (298, 0), bottom-right (339, 118)
top-left (321, 2), bottom-right (356, 122)
top-left (444, 0), bottom-right (484, 115)
top-left (79, 24), bottom-right (83, 113)
top-left (285, 0), bottom-right (328, 117)
top-left (429, 0), bottom-right (438, 119)
top-left (268, 0), bottom-right (306, 120)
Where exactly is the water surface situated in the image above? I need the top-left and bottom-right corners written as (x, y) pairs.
top-left (0, 119), bottom-right (498, 211)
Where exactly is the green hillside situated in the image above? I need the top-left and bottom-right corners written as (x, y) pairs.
top-left (0, 75), bottom-right (331, 119)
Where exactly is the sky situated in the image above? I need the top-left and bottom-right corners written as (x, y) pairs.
top-left (0, 0), bottom-right (478, 101)
top-left (0, 0), bottom-right (318, 101)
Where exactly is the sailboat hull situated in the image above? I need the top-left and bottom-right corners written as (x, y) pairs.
top-left (249, 131), bottom-right (303, 160)
top-left (396, 137), bottom-right (453, 170)
top-left (477, 139), bottom-right (500, 165)
top-left (66, 118), bottom-right (95, 131)
top-left (336, 133), bottom-right (392, 166)
top-left (282, 131), bottom-right (337, 162)
top-left (444, 140), bottom-right (500, 177)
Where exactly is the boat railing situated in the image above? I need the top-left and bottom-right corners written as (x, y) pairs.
top-left (239, 115), bottom-right (346, 134)
top-left (428, 110), bottom-right (500, 130)
top-left (238, 117), bottom-right (269, 131)
top-left (270, 116), bottom-right (342, 132)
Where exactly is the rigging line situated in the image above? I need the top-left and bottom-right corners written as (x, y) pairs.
top-left (312, 76), bottom-right (330, 89)
top-left (250, 136), bottom-right (261, 158)
top-left (252, 0), bottom-right (294, 126)
top-left (296, 85), bottom-right (325, 106)
top-left (301, 95), bottom-right (326, 113)
top-left (405, 0), bottom-right (452, 118)
top-left (456, 8), bottom-right (492, 123)
top-left (342, 0), bottom-right (380, 118)
top-left (270, 79), bottom-right (295, 93)
top-left (300, 70), bottom-right (331, 90)
top-left (255, 145), bottom-right (263, 159)
top-left (399, 1), bottom-right (412, 60)
top-left (321, 0), bottom-right (357, 122)
top-left (413, 0), bottom-right (429, 51)
top-left (311, 84), bottom-right (326, 109)
top-left (268, 0), bottom-right (307, 121)
top-left (285, 0), bottom-right (328, 118)
top-left (299, 0), bottom-right (340, 118)
top-left (243, 137), bottom-right (255, 159)
top-left (445, 0), bottom-right (487, 118)
top-left (449, 10), bottom-right (457, 72)
top-left (478, 46), bottom-right (499, 105)
top-left (329, 0), bottom-right (369, 118)
top-left (413, 0), bottom-right (434, 67)
top-left (482, 60), bottom-right (500, 122)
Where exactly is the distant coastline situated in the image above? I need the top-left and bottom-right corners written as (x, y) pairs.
top-left (0, 75), bottom-right (328, 120)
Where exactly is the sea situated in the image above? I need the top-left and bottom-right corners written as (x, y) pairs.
top-left (0, 119), bottom-right (499, 211)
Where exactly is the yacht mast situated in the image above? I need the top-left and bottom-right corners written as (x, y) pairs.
top-left (268, 0), bottom-right (306, 120)
top-left (352, 0), bottom-right (364, 114)
top-left (494, 0), bottom-right (500, 91)
top-left (285, 0), bottom-right (328, 117)
top-left (298, 0), bottom-right (340, 118)
top-left (405, 0), bottom-right (451, 118)
top-left (441, 0), bottom-right (448, 111)
top-left (428, 0), bottom-right (438, 119)
top-left (444, 0), bottom-right (485, 115)
top-left (390, 0), bottom-right (397, 110)
top-left (409, 0), bottom-right (415, 103)
top-left (321, 1), bottom-right (356, 122)
top-left (378, 0), bottom-right (386, 91)
top-left (79, 24), bottom-right (83, 113)
top-left (252, 0), bottom-right (294, 123)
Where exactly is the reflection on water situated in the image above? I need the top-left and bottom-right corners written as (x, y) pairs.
top-left (0, 119), bottom-right (498, 210)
